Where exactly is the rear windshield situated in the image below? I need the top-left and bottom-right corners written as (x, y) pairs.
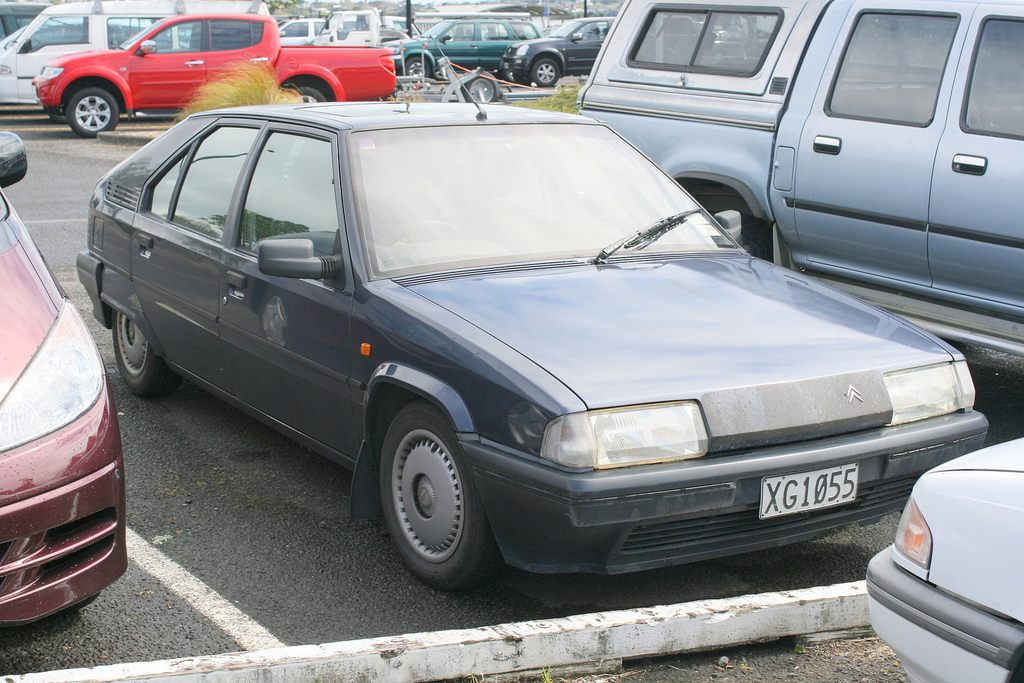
top-left (629, 7), bottom-right (782, 76)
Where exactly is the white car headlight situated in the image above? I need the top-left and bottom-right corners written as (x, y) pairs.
top-left (38, 65), bottom-right (63, 80)
top-left (893, 497), bottom-right (931, 573)
top-left (0, 301), bottom-right (104, 452)
top-left (541, 401), bottom-right (708, 469)
top-left (515, 44), bottom-right (530, 56)
top-left (883, 360), bottom-right (975, 425)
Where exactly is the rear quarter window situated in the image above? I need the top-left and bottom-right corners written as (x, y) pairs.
top-left (628, 6), bottom-right (782, 76)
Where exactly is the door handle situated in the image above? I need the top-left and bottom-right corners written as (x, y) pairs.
top-left (812, 136), bottom-right (842, 155)
top-left (138, 234), bottom-right (153, 258)
top-left (183, 60), bottom-right (204, 66)
top-left (249, 57), bottom-right (269, 62)
top-left (952, 154), bottom-right (987, 176)
top-left (226, 271), bottom-right (247, 300)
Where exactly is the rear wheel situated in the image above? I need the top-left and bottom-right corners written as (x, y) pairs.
top-left (112, 311), bottom-right (181, 398)
top-left (529, 57), bottom-right (560, 87)
top-left (405, 56), bottom-right (431, 79)
top-left (290, 84), bottom-right (329, 102)
top-left (67, 87), bottom-right (119, 138)
top-left (380, 402), bottom-right (498, 590)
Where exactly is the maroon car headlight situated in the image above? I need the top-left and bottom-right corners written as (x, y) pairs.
top-left (540, 401), bottom-right (709, 469)
top-left (0, 300), bottom-right (104, 452)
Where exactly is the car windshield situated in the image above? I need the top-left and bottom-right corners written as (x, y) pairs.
top-left (118, 18), bottom-right (169, 49)
top-left (548, 20), bottom-right (585, 38)
top-left (419, 21), bottom-right (454, 38)
top-left (350, 123), bottom-right (734, 278)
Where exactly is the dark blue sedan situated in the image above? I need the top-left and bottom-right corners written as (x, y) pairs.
top-left (78, 102), bottom-right (987, 589)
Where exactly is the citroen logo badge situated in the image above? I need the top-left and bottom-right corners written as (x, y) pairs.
top-left (846, 385), bottom-right (864, 404)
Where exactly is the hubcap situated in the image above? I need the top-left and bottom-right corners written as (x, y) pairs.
top-left (116, 315), bottom-right (148, 377)
top-left (75, 96), bottom-right (111, 131)
top-left (391, 429), bottom-right (463, 563)
top-left (535, 63), bottom-right (557, 85)
top-left (468, 79), bottom-right (495, 103)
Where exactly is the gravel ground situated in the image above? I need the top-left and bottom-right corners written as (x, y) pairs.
top-left (445, 637), bottom-right (909, 683)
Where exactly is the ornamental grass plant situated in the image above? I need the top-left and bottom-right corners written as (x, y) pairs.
top-left (179, 61), bottom-right (302, 119)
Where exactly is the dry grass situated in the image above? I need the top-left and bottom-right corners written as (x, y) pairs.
top-left (513, 84), bottom-right (581, 114)
top-left (179, 61), bottom-right (302, 119)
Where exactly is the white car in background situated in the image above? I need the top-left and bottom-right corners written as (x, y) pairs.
top-left (278, 17), bottom-right (323, 45)
top-left (867, 439), bottom-right (1024, 683)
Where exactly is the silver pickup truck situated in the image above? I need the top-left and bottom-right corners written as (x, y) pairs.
top-left (580, 0), bottom-right (1024, 355)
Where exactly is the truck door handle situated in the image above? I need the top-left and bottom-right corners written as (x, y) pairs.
top-left (812, 136), bottom-right (842, 155)
top-left (952, 154), bottom-right (987, 176)
top-left (249, 57), bottom-right (269, 62)
top-left (184, 60), bottom-right (204, 66)
top-left (138, 234), bottom-right (153, 258)
top-left (226, 271), bottom-right (247, 300)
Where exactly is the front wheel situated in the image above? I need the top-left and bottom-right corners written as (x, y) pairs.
top-left (380, 402), bottom-right (498, 590)
top-left (112, 311), bottom-right (181, 398)
top-left (67, 87), bottom-right (120, 138)
top-left (529, 57), bottom-right (560, 87)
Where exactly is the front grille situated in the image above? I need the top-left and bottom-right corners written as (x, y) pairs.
top-left (0, 507), bottom-right (119, 602)
top-left (620, 476), bottom-right (915, 554)
top-left (104, 180), bottom-right (141, 211)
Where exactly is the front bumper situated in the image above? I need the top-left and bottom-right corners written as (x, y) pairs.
top-left (466, 410), bottom-right (987, 574)
top-left (868, 548), bottom-right (1024, 683)
top-left (0, 382), bottom-right (127, 625)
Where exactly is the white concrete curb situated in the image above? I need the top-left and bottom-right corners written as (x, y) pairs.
top-left (9, 581), bottom-right (869, 683)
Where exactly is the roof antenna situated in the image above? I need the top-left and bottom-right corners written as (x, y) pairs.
top-left (432, 42), bottom-right (487, 121)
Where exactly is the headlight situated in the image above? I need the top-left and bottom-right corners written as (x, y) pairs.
top-left (38, 65), bottom-right (63, 80)
top-left (541, 401), bottom-right (708, 469)
top-left (0, 301), bottom-right (104, 452)
top-left (883, 360), bottom-right (975, 425)
top-left (515, 44), bottom-right (530, 56)
top-left (893, 497), bottom-right (931, 572)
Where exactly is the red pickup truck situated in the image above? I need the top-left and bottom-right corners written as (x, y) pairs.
top-left (33, 13), bottom-right (396, 137)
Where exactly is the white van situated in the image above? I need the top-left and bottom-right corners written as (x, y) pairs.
top-left (0, 0), bottom-right (267, 104)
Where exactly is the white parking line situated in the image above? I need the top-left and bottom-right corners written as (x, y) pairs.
top-left (126, 528), bottom-right (285, 651)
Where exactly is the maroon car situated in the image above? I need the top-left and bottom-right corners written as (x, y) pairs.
top-left (0, 132), bottom-right (126, 625)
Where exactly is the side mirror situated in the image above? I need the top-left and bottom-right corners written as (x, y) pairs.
top-left (713, 210), bottom-right (742, 244)
top-left (441, 35), bottom-right (452, 43)
top-left (137, 40), bottom-right (157, 55)
top-left (258, 238), bottom-right (341, 282)
top-left (0, 132), bottom-right (27, 188)
top-left (570, 32), bottom-right (584, 41)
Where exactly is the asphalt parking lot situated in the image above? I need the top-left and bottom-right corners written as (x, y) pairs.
top-left (2, 103), bottom-right (1022, 682)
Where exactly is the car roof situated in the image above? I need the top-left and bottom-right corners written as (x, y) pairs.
top-left (193, 101), bottom-right (598, 131)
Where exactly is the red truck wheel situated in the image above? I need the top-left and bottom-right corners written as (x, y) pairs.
top-left (68, 88), bottom-right (120, 138)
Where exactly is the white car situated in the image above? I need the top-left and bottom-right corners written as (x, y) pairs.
top-left (867, 439), bottom-right (1024, 683)
top-left (278, 17), bottom-right (324, 45)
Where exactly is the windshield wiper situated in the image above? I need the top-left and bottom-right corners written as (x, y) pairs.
top-left (591, 209), bottom-right (703, 265)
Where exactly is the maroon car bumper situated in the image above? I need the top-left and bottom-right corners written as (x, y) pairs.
top-left (0, 382), bottom-right (127, 626)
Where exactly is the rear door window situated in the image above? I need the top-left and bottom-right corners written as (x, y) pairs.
top-left (170, 127), bottom-right (259, 239)
top-left (210, 19), bottom-right (264, 51)
top-left (629, 8), bottom-right (782, 76)
top-left (963, 17), bottom-right (1024, 139)
top-left (827, 12), bottom-right (959, 126)
top-left (106, 17), bottom-right (160, 48)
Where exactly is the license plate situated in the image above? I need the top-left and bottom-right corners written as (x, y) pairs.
top-left (759, 463), bottom-right (859, 519)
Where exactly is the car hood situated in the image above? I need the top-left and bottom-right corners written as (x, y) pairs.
top-left (0, 243), bottom-right (58, 402)
top-left (404, 255), bottom-right (953, 412)
top-left (46, 48), bottom-right (123, 70)
top-left (928, 438), bottom-right (1024, 474)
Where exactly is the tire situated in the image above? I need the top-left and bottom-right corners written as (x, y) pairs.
top-left (529, 57), bottom-right (560, 87)
top-left (405, 56), bottom-right (431, 79)
top-left (67, 87), bottom-right (120, 138)
top-left (465, 75), bottom-right (498, 103)
top-left (380, 402), bottom-right (498, 590)
top-left (112, 311), bottom-right (181, 398)
top-left (292, 84), bottom-right (328, 102)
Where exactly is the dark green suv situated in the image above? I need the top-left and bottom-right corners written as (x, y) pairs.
top-left (391, 18), bottom-right (542, 78)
